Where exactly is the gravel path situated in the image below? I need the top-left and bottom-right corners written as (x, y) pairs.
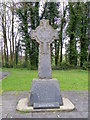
top-left (1, 90), bottom-right (88, 119)
top-left (0, 72), bottom-right (10, 80)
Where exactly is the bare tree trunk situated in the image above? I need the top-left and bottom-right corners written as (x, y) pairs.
top-left (1, 41), bottom-right (4, 67)
top-left (11, 2), bottom-right (14, 64)
top-left (55, 40), bottom-right (59, 66)
top-left (2, 5), bottom-right (8, 67)
top-left (5, 13), bottom-right (8, 64)
top-left (59, 2), bottom-right (64, 64)
top-left (60, 24), bottom-right (63, 64)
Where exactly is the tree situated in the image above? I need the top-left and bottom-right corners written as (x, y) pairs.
top-left (78, 3), bottom-right (88, 67)
top-left (66, 2), bottom-right (88, 67)
top-left (30, 2), bottom-right (40, 68)
top-left (1, 2), bottom-right (8, 67)
top-left (66, 3), bottom-right (78, 66)
top-left (0, 1), bottom-right (19, 67)
top-left (16, 2), bottom-right (40, 68)
top-left (59, 3), bottom-right (67, 64)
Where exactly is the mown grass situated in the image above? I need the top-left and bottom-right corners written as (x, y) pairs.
top-left (1, 68), bottom-right (88, 91)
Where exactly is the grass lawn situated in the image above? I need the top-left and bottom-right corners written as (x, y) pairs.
top-left (1, 68), bottom-right (88, 91)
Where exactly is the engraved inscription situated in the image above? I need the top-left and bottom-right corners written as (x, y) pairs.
top-left (34, 102), bottom-right (60, 109)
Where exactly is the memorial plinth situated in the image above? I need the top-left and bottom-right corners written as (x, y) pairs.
top-left (29, 79), bottom-right (63, 108)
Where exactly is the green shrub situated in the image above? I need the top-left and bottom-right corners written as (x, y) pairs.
top-left (52, 63), bottom-right (81, 70)
top-left (83, 62), bottom-right (89, 70)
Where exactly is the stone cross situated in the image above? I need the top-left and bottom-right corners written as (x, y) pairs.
top-left (31, 19), bottom-right (59, 79)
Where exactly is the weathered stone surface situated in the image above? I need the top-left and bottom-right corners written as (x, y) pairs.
top-left (16, 97), bottom-right (75, 112)
top-left (28, 79), bottom-right (63, 107)
top-left (31, 19), bottom-right (58, 79)
top-left (39, 49), bottom-right (51, 79)
top-left (31, 19), bottom-right (58, 45)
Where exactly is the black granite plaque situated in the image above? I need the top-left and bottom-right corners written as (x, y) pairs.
top-left (34, 102), bottom-right (60, 109)
top-left (28, 79), bottom-right (63, 108)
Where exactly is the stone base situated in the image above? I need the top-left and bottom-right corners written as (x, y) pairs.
top-left (16, 98), bottom-right (75, 112)
top-left (29, 79), bottom-right (63, 107)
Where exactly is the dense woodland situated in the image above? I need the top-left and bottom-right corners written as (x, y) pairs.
top-left (0, 1), bottom-right (89, 70)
